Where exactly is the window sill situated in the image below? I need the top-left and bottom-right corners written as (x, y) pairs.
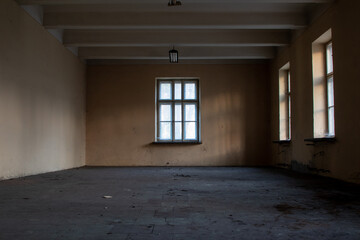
top-left (152, 141), bottom-right (202, 145)
top-left (272, 140), bottom-right (291, 144)
top-left (304, 137), bottom-right (336, 143)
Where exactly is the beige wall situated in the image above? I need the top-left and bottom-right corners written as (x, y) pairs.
top-left (87, 64), bottom-right (270, 166)
top-left (0, 0), bottom-right (86, 179)
top-left (270, 0), bottom-right (360, 183)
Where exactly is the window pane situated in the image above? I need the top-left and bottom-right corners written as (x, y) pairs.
top-left (160, 122), bottom-right (172, 140)
top-left (160, 104), bottom-right (172, 121)
top-left (326, 43), bottom-right (333, 74)
top-left (288, 95), bottom-right (291, 117)
top-left (328, 107), bottom-right (335, 136)
top-left (287, 71), bottom-right (291, 93)
top-left (159, 82), bottom-right (172, 100)
top-left (185, 104), bottom-right (196, 121)
top-left (175, 104), bottom-right (182, 121)
top-left (175, 83), bottom-right (182, 100)
top-left (185, 122), bottom-right (197, 140)
top-left (327, 77), bottom-right (334, 107)
top-left (184, 83), bottom-right (196, 99)
top-left (288, 117), bottom-right (291, 140)
top-left (174, 122), bottom-right (182, 140)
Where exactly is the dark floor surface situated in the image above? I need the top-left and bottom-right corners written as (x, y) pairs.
top-left (0, 167), bottom-right (360, 240)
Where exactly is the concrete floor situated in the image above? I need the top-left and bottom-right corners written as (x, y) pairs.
top-left (0, 167), bottom-right (360, 240)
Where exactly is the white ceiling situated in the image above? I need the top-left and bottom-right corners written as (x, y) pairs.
top-left (17, 0), bottom-right (334, 64)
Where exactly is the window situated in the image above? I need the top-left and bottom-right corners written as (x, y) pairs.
top-left (326, 42), bottom-right (335, 136)
top-left (279, 63), bottom-right (291, 140)
top-left (156, 78), bottom-right (200, 142)
top-left (312, 29), bottom-right (335, 138)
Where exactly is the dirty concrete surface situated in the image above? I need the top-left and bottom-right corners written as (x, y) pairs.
top-left (0, 167), bottom-right (360, 240)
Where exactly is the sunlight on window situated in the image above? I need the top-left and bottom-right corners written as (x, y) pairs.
top-left (185, 122), bottom-right (196, 140)
top-left (279, 63), bottom-right (291, 140)
top-left (312, 29), bottom-right (334, 137)
top-left (160, 83), bottom-right (172, 100)
top-left (185, 83), bottom-right (196, 99)
top-left (185, 104), bottom-right (196, 121)
top-left (326, 42), bottom-right (335, 136)
top-left (326, 43), bottom-right (333, 74)
top-left (160, 122), bottom-right (172, 140)
top-left (156, 79), bottom-right (200, 142)
top-left (160, 104), bottom-right (172, 121)
top-left (174, 82), bottom-right (182, 100)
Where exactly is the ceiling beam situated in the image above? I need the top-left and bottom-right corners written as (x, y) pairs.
top-left (17, 0), bottom-right (332, 5)
top-left (43, 11), bottom-right (307, 30)
top-left (79, 46), bottom-right (275, 60)
top-left (41, 3), bottom-right (308, 14)
top-left (86, 59), bottom-right (270, 65)
top-left (64, 29), bottom-right (290, 47)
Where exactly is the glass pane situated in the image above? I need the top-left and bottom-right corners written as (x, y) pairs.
top-left (175, 122), bottom-right (182, 140)
top-left (175, 104), bottom-right (182, 121)
top-left (287, 71), bottom-right (291, 93)
top-left (327, 77), bottom-right (334, 107)
top-left (326, 43), bottom-right (333, 74)
top-left (160, 104), bottom-right (172, 121)
top-left (288, 96), bottom-right (291, 118)
top-left (174, 83), bottom-right (182, 100)
top-left (185, 104), bottom-right (196, 121)
top-left (159, 122), bottom-right (172, 140)
top-left (184, 83), bottom-right (196, 99)
top-left (288, 117), bottom-right (291, 140)
top-left (159, 82), bottom-right (172, 100)
top-left (185, 122), bottom-right (197, 140)
top-left (328, 107), bottom-right (335, 136)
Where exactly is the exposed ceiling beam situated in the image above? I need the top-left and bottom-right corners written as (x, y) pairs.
top-left (86, 59), bottom-right (270, 65)
top-left (79, 46), bottom-right (275, 60)
top-left (17, 0), bottom-right (333, 5)
top-left (43, 12), bottom-right (307, 30)
top-left (41, 3), bottom-right (309, 13)
top-left (15, 0), bottom-right (334, 63)
top-left (64, 30), bottom-right (290, 47)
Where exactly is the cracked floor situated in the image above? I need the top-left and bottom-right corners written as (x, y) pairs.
top-left (0, 167), bottom-right (360, 239)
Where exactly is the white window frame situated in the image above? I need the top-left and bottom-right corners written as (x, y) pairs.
top-left (155, 78), bottom-right (201, 143)
top-left (325, 41), bottom-right (335, 137)
top-left (279, 63), bottom-right (291, 141)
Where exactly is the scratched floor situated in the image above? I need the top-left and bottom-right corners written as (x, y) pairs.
top-left (0, 167), bottom-right (360, 240)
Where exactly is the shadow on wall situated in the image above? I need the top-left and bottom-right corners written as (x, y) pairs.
top-left (139, 90), bottom-right (267, 166)
top-left (86, 65), bottom-right (270, 166)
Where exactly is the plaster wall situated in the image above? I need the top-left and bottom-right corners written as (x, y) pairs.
top-left (270, 0), bottom-right (360, 183)
top-left (0, 0), bottom-right (86, 179)
top-left (87, 64), bottom-right (270, 166)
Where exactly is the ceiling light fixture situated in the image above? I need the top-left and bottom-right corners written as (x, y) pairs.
top-left (169, 47), bottom-right (178, 63)
top-left (168, 0), bottom-right (182, 7)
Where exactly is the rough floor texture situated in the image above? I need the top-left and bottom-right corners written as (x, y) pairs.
top-left (0, 167), bottom-right (360, 240)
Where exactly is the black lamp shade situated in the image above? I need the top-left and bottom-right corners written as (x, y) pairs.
top-left (169, 49), bottom-right (178, 63)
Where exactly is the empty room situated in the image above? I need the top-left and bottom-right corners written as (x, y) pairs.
top-left (1, 0), bottom-right (360, 239)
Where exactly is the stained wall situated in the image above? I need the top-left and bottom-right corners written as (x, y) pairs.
top-left (87, 64), bottom-right (270, 166)
top-left (270, 0), bottom-right (360, 183)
